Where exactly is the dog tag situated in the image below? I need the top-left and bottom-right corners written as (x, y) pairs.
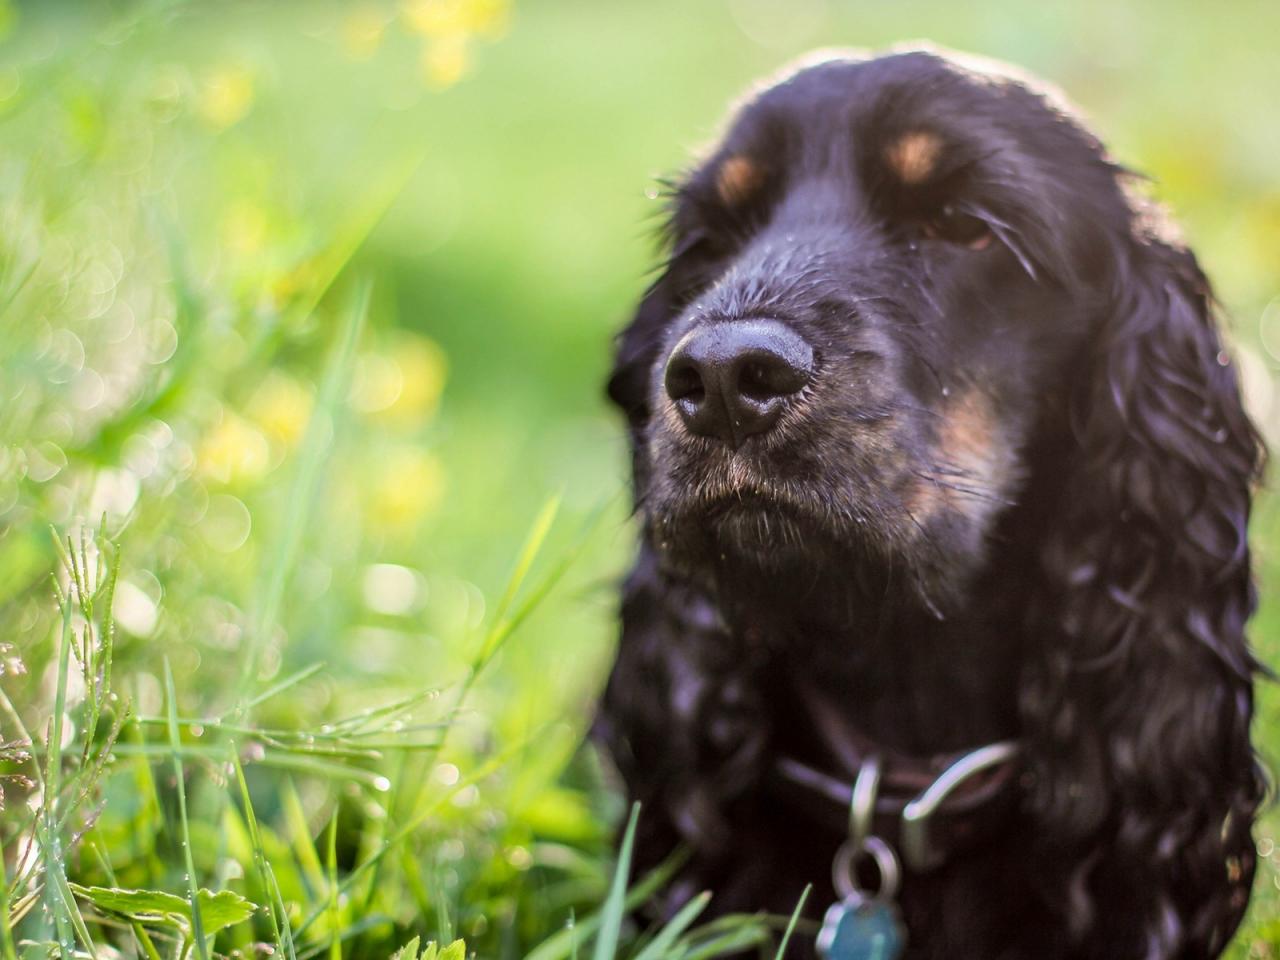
top-left (815, 894), bottom-right (905, 960)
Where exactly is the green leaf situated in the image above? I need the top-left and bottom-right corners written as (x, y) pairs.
top-left (773, 885), bottom-right (811, 960)
top-left (388, 938), bottom-right (465, 960)
top-left (593, 803), bottom-right (640, 960)
top-left (632, 891), bottom-right (710, 960)
top-left (71, 885), bottom-right (257, 935)
top-left (526, 847), bottom-right (688, 960)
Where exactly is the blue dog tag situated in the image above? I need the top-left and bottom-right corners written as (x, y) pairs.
top-left (815, 895), bottom-right (905, 960)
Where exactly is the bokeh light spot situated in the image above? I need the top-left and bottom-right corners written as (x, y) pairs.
top-left (113, 579), bottom-right (159, 637)
top-left (199, 413), bottom-right (271, 485)
top-left (368, 447), bottom-right (445, 530)
top-left (199, 63), bottom-right (256, 129)
top-left (249, 370), bottom-right (315, 449)
top-left (199, 493), bottom-right (253, 553)
top-left (362, 563), bottom-right (425, 616)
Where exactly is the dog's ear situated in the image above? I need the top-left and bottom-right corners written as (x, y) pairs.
top-left (606, 268), bottom-right (680, 430)
top-left (608, 244), bottom-right (695, 500)
top-left (1024, 226), bottom-right (1265, 953)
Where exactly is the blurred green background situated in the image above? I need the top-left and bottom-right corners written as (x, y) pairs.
top-left (1, 0), bottom-right (1278, 957)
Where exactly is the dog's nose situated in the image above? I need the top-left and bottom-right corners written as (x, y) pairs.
top-left (664, 319), bottom-right (813, 448)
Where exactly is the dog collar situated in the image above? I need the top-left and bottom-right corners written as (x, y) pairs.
top-left (771, 740), bottom-right (1021, 874)
top-left (793, 743), bottom-right (1021, 960)
top-left (768, 675), bottom-right (1024, 874)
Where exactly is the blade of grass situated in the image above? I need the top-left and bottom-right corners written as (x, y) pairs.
top-left (473, 495), bottom-right (606, 677)
top-left (437, 493), bottom-right (563, 732)
top-left (84, 531), bottom-right (119, 762)
top-left (0, 848), bottom-right (18, 960)
top-left (237, 278), bottom-right (370, 701)
top-left (109, 743), bottom-right (393, 787)
top-left (283, 150), bottom-right (425, 328)
top-left (282, 781), bottom-right (328, 900)
top-left (58, 699), bottom-right (132, 833)
top-left (238, 662), bottom-right (328, 715)
top-left (165, 658), bottom-right (209, 960)
top-left (42, 585), bottom-right (76, 957)
top-left (326, 810), bottom-right (341, 960)
top-left (676, 925), bottom-right (770, 960)
top-left (0, 671), bottom-right (45, 901)
top-left (230, 748), bottom-right (295, 960)
top-left (632, 891), bottom-right (711, 960)
top-left (524, 847), bottom-right (688, 960)
top-left (773, 885), bottom-right (810, 960)
top-left (293, 914), bottom-right (401, 960)
top-left (430, 495), bottom-right (600, 778)
top-left (47, 868), bottom-right (97, 959)
top-left (291, 737), bottom-right (536, 942)
top-left (593, 802), bottom-right (640, 960)
top-left (489, 494), bottom-right (561, 639)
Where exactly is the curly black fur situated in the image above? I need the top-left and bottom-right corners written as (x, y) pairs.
top-left (595, 48), bottom-right (1265, 958)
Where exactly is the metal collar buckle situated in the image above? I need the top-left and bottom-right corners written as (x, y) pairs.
top-left (899, 740), bottom-right (1020, 872)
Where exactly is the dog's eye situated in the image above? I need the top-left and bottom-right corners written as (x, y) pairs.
top-left (922, 205), bottom-right (993, 250)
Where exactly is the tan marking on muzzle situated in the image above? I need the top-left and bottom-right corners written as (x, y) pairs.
top-left (716, 155), bottom-right (765, 206)
top-left (884, 131), bottom-right (942, 185)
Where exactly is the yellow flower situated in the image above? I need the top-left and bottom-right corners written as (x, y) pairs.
top-left (248, 371), bottom-right (314, 448)
top-left (385, 332), bottom-right (447, 422)
top-left (269, 255), bottom-right (322, 311)
top-left (402, 0), bottom-right (508, 37)
top-left (342, 4), bottom-right (390, 61)
top-left (352, 333), bottom-right (447, 423)
top-left (422, 35), bottom-right (471, 89)
top-left (199, 64), bottom-right (255, 129)
top-left (198, 412), bottom-right (270, 485)
top-left (220, 199), bottom-right (269, 259)
top-left (402, 0), bottom-right (465, 37)
top-left (369, 447), bottom-right (446, 530)
top-left (467, 0), bottom-right (510, 38)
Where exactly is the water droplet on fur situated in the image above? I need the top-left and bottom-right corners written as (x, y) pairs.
top-left (1214, 428), bottom-right (1228, 442)
top-left (1217, 350), bottom-right (1230, 366)
top-left (941, 387), bottom-right (950, 397)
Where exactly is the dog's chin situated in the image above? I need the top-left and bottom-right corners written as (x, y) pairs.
top-left (650, 488), bottom-right (977, 620)
top-left (651, 490), bottom-right (865, 581)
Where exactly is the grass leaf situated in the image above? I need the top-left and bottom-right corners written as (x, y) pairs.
top-left (773, 886), bottom-right (810, 960)
top-left (631, 891), bottom-right (711, 960)
top-left (164, 659), bottom-right (209, 960)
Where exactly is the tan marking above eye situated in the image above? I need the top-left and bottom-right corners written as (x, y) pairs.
top-left (884, 130), bottom-right (942, 185)
top-left (716, 155), bottom-right (765, 206)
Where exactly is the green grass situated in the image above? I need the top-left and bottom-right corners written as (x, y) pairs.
top-left (1, 0), bottom-right (1278, 957)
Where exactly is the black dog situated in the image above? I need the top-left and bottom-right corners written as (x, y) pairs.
top-left (596, 48), bottom-right (1264, 959)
